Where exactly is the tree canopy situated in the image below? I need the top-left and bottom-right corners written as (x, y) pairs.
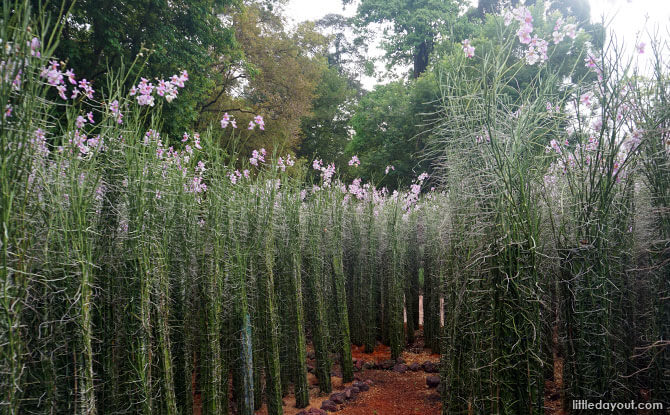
top-left (346, 0), bottom-right (463, 78)
top-left (346, 74), bottom-right (438, 189)
top-left (197, 4), bottom-right (330, 157)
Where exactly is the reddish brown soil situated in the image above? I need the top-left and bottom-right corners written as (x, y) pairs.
top-left (254, 343), bottom-right (442, 415)
top-left (337, 370), bottom-right (441, 415)
top-left (544, 357), bottom-right (565, 415)
top-left (254, 375), bottom-right (346, 415)
top-left (351, 343), bottom-right (391, 363)
top-left (192, 367), bottom-right (201, 415)
top-left (544, 324), bottom-right (565, 415)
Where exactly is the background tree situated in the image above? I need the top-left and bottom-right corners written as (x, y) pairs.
top-left (550, 0), bottom-right (592, 25)
top-left (345, 0), bottom-right (463, 79)
top-left (298, 66), bottom-right (359, 167)
top-left (198, 4), bottom-right (329, 157)
top-left (346, 74), bottom-right (438, 188)
top-left (315, 14), bottom-right (375, 81)
top-left (297, 14), bottom-right (372, 170)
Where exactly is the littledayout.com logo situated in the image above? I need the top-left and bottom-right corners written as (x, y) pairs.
top-left (572, 399), bottom-right (664, 411)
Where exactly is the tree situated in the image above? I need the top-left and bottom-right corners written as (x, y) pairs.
top-left (549, 0), bottom-right (591, 25)
top-left (315, 14), bottom-right (374, 80)
top-left (298, 66), bottom-right (359, 167)
top-left (476, 0), bottom-right (514, 17)
top-left (345, 0), bottom-right (463, 79)
top-left (346, 74), bottom-right (439, 188)
top-left (299, 14), bottom-right (370, 169)
top-left (198, 4), bottom-right (329, 157)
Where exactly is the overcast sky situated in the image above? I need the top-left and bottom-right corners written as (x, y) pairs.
top-left (284, 0), bottom-right (670, 34)
top-left (283, 0), bottom-right (670, 87)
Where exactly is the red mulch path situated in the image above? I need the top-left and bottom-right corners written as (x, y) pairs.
top-left (336, 369), bottom-right (441, 415)
top-left (351, 343), bottom-right (392, 363)
top-left (253, 342), bottom-right (441, 415)
top-left (544, 324), bottom-right (565, 415)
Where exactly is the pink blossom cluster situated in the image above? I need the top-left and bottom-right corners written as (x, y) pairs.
top-left (143, 129), bottom-right (160, 146)
top-left (129, 70), bottom-right (187, 106)
top-left (525, 36), bottom-right (549, 65)
top-left (584, 53), bottom-right (598, 71)
top-left (348, 178), bottom-right (368, 200)
top-left (585, 135), bottom-right (599, 152)
top-left (404, 184), bottom-right (421, 211)
top-left (188, 175), bottom-right (207, 194)
top-left (157, 80), bottom-right (177, 102)
top-left (321, 162), bottom-right (336, 185)
top-left (503, 6), bottom-right (534, 43)
top-left (551, 17), bottom-right (576, 44)
top-left (348, 155), bottom-right (360, 167)
top-left (385, 165), bottom-right (395, 174)
top-left (12, 70), bottom-right (22, 90)
top-left (502, 6), bottom-right (577, 65)
top-left (108, 100), bottom-right (123, 124)
top-left (182, 132), bottom-right (202, 150)
top-left (147, 131), bottom-right (210, 201)
top-left (248, 115), bottom-right (265, 131)
top-left (29, 37), bottom-right (41, 57)
top-left (544, 131), bottom-right (637, 185)
top-left (403, 173), bottom-right (429, 212)
top-left (69, 129), bottom-right (103, 156)
top-left (337, 177), bottom-right (391, 208)
top-left (546, 139), bottom-right (563, 155)
top-left (250, 148), bottom-right (266, 166)
top-left (312, 159), bottom-right (336, 186)
top-left (75, 112), bottom-right (94, 129)
top-left (277, 154), bottom-right (295, 171)
top-left (64, 111), bottom-right (101, 155)
top-left (584, 53), bottom-right (603, 81)
top-left (636, 42), bottom-right (645, 54)
top-left (624, 129), bottom-right (643, 152)
top-left (370, 187), bottom-right (388, 213)
top-left (580, 92), bottom-right (594, 107)
top-left (462, 39), bottom-right (475, 58)
top-left (153, 146), bottom-right (207, 197)
top-left (5, 67), bottom-right (22, 91)
top-left (229, 169), bottom-right (250, 184)
top-left (40, 60), bottom-right (95, 100)
top-left (220, 112), bottom-right (238, 129)
top-left (31, 128), bottom-right (49, 157)
top-left (546, 102), bottom-right (560, 113)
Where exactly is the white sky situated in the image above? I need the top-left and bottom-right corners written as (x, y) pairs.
top-left (283, 0), bottom-right (670, 87)
top-left (284, 0), bottom-right (355, 21)
top-left (590, 0), bottom-right (670, 40)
